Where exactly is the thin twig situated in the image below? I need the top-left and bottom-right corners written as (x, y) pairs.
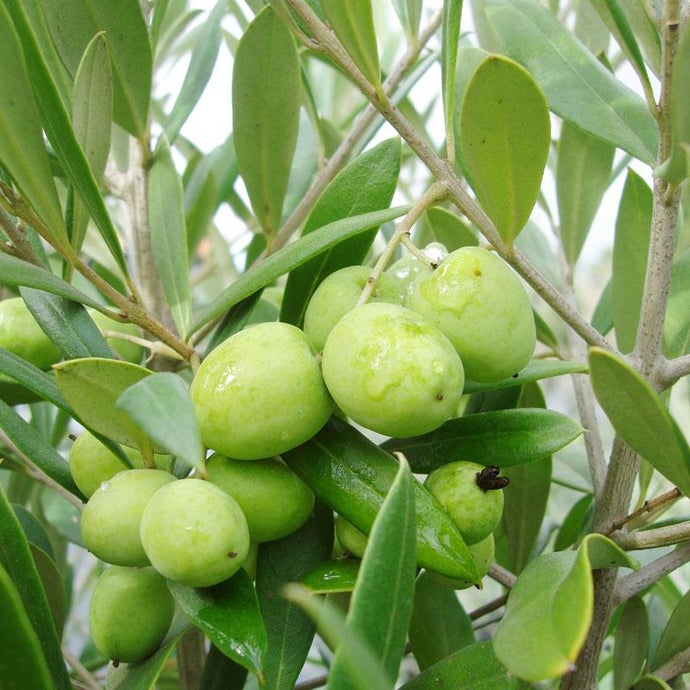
top-left (62, 645), bottom-right (102, 690)
top-left (469, 594), bottom-right (508, 621)
top-left (610, 521), bottom-right (690, 550)
top-left (608, 487), bottom-right (683, 532)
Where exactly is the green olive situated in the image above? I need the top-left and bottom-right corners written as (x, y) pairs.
top-left (334, 515), bottom-right (369, 559)
top-left (424, 461), bottom-right (507, 545)
top-left (206, 454), bottom-right (314, 543)
top-left (88, 566), bottom-right (174, 665)
top-left (425, 533), bottom-right (495, 589)
top-left (320, 302), bottom-right (464, 437)
top-left (0, 297), bottom-right (61, 369)
top-left (80, 469), bottom-right (176, 566)
top-left (190, 322), bottom-right (333, 459)
top-left (139, 478), bottom-right (250, 588)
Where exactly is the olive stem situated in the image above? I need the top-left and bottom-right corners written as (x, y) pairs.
top-left (610, 520), bottom-right (690, 550)
top-left (356, 182), bottom-right (448, 307)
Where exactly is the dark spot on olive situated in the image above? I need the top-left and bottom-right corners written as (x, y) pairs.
top-left (228, 551), bottom-right (238, 558)
top-left (436, 392), bottom-right (444, 401)
top-left (476, 465), bottom-right (510, 492)
top-left (474, 268), bottom-right (482, 276)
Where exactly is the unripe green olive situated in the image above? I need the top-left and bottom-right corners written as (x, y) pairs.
top-left (303, 266), bottom-right (400, 351)
top-left (321, 302), bottom-right (464, 437)
top-left (0, 297), bottom-right (61, 369)
top-left (426, 533), bottom-right (495, 589)
top-left (406, 246), bottom-right (535, 382)
top-left (70, 431), bottom-right (172, 497)
top-left (383, 255), bottom-right (434, 302)
top-left (139, 478), bottom-right (250, 588)
top-left (334, 515), bottom-right (369, 559)
top-left (190, 322), bottom-right (333, 460)
top-left (80, 469), bottom-right (176, 566)
top-left (424, 461), bottom-right (507, 545)
top-left (89, 309), bottom-right (145, 363)
top-left (206, 454), bottom-right (314, 543)
top-left (88, 566), bottom-right (174, 665)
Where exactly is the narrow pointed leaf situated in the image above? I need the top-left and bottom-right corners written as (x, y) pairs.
top-left (655, 21), bottom-right (690, 183)
top-left (664, 247), bottom-right (690, 357)
top-left (0, 485), bottom-right (72, 690)
top-left (282, 417), bottom-right (479, 582)
top-left (201, 645), bottom-right (249, 690)
top-left (442, 0), bottom-right (463, 156)
top-left (256, 503), bottom-right (334, 690)
top-left (42, 0), bottom-right (151, 140)
top-left (408, 571), bottom-right (475, 671)
top-left (392, 0), bottom-right (422, 41)
top-left (0, 254), bottom-right (102, 308)
top-left (148, 135), bottom-right (192, 336)
top-left (322, 0), bottom-right (381, 89)
top-left (4, 0), bottom-right (128, 271)
top-left (417, 207), bottom-right (478, 251)
top-left (54, 358), bottom-right (153, 449)
top-left (588, 0), bottom-right (652, 92)
top-left (164, 0), bottom-right (225, 143)
top-left (382, 408), bottom-right (582, 473)
top-left (301, 559), bottom-right (360, 594)
top-left (233, 6), bottom-right (300, 237)
top-left (557, 120), bottom-right (615, 266)
top-left (282, 583), bottom-right (391, 690)
top-left (168, 571), bottom-right (267, 676)
top-left (20, 289), bottom-right (113, 360)
top-left (70, 32), bottom-right (113, 254)
top-left (589, 347), bottom-right (690, 496)
top-left (0, 3), bottom-right (66, 248)
top-left (612, 170), bottom-right (652, 353)
top-left (329, 456), bottom-right (416, 687)
top-left (0, 348), bottom-right (69, 410)
top-left (613, 596), bottom-right (648, 690)
top-left (619, 1), bottom-right (662, 77)
top-left (463, 358), bottom-right (588, 393)
top-left (0, 400), bottom-right (80, 495)
top-left (0, 563), bottom-right (53, 690)
top-left (481, 0), bottom-right (658, 163)
top-left (188, 205), bottom-right (410, 336)
top-left (399, 641), bottom-right (517, 689)
top-left (460, 55), bottom-right (550, 244)
top-left (651, 587), bottom-right (690, 669)
top-left (280, 138), bottom-right (401, 327)
top-left (493, 534), bottom-right (637, 682)
top-left (115, 373), bottom-right (203, 471)
top-left (632, 677), bottom-right (673, 690)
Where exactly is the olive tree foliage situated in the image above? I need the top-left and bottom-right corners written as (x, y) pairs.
top-left (0, 0), bottom-right (689, 688)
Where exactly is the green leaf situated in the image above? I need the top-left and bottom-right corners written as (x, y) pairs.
top-left (201, 644), bottom-right (249, 690)
top-left (300, 559), bottom-right (361, 594)
top-left (557, 120), bottom-right (615, 266)
top-left (655, 20), bottom-right (690, 183)
top-left (0, 400), bottom-right (80, 496)
top-left (408, 571), bottom-right (475, 671)
top-left (70, 32), bottom-right (113, 255)
top-left (54, 357), bottom-right (153, 449)
top-left (30, 545), bottom-right (67, 636)
top-left (493, 534), bottom-right (637, 682)
top-left (168, 571), bottom-right (267, 677)
top-left (256, 503), bottom-right (334, 690)
top-left (441, 0), bottom-right (463, 155)
top-left (0, 562), bottom-right (53, 690)
top-left (416, 207), bottom-right (478, 252)
top-left (481, 0), bottom-right (658, 163)
top-left (106, 618), bottom-right (192, 690)
top-left (115, 372), bottom-right (203, 471)
top-left (589, 347), bottom-right (690, 496)
top-left (632, 676), bottom-right (673, 690)
top-left (651, 587), bottom-right (690, 669)
top-left (463, 358), bottom-right (588, 393)
top-left (0, 3), bottom-right (66, 248)
top-left (329, 455), bottom-right (417, 688)
top-left (20, 289), bottom-right (113, 360)
top-left (619, 1), bottom-right (662, 77)
top-left (0, 254), bottom-right (102, 308)
top-left (322, 0), bottom-right (382, 89)
top-left (282, 583), bottom-right (392, 690)
top-left (0, 348), bottom-right (69, 410)
top-left (399, 641), bottom-right (517, 689)
top-left (282, 417), bottom-right (479, 582)
top-left (0, 484), bottom-right (72, 690)
top-left (588, 0), bottom-right (652, 93)
top-left (554, 494), bottom-right (594, 551)
top-left (280, 138), bottom-right (402, 327)
top-left (459, 54), bottom-right (550, 245)
top-left (164, 0), bottom-right (225, 144)
top-left (612, 170), bottom-right (652, 353)
top-left (613, 596), bottom-right (648, 690)
top-left (232, 6), bottom-right (301, 237)
top-left (42, 0), bottom-right (151, 141)
top-left (382, 408), bottom-right (582, 474)
top-left (13, 505), bottom-right (55, 559)
top-left (148, 135), bottom-right (192, 336)
top-left (188, 205), bottom-right (410, 336)
top-left (4, 0), bottom-right (129, 271)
